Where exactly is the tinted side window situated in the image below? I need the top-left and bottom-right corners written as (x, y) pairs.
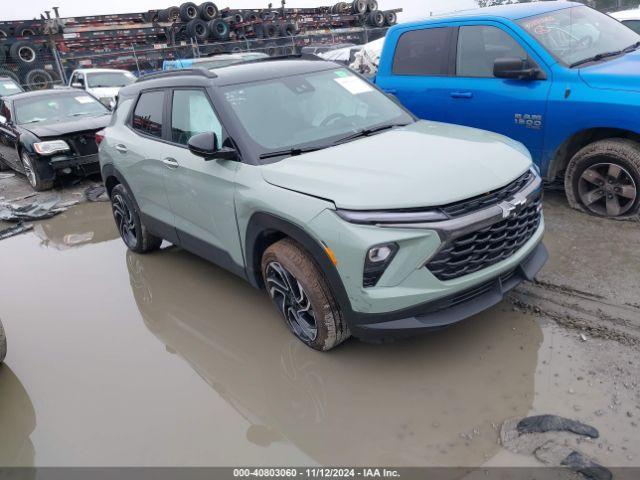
top-left (392, 27), bottom-right (454, 76)
top-left (132, 90), bottom-right (164, 138)
top-left (622, 20), bottom-right (640, 35)
top-left (457, 26), bottom-right (528, 78)
top-left (171, 89), bottom-right (222, 147)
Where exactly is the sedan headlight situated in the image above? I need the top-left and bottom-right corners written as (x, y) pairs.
top-left (33, 140), bottom-right (70, 156)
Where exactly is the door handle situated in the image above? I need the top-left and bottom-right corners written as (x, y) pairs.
top-left (162, 157), bottom-right (179, 169)
top-left (115, 144), bottom-right (128, 153)
top-left (450, 91), bottom-right (473, 99)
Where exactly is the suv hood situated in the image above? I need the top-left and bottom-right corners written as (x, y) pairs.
top-left (23, 114), bottom-right (110, 139)
top-left (261, 121), bottom-right (532, 210)
top-left (579, 50), bottom-right (640, 93)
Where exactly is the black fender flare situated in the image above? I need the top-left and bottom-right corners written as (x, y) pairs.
top-left (244, 212), bottom-right (355, 320)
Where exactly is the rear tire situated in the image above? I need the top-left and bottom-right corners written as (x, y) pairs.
top-left (565, 138), bottom-right (640, 218)
top-left (110, 184), bottom-right (162, 254)
top-left (262, 238), bottom-right (350, 351)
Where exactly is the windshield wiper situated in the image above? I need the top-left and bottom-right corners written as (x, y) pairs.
top-left (623, 41), bottom-right (640, 53)
top-left (570, 50), bottom-right (624, 68)
top-left (333, 123), bottom-right (409, 146)
top-left (259, 145), bottom-right (329, 160)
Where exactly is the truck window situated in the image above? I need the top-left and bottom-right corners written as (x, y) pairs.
top-left (392, 27), bottom-right (454, 76)
top-left (622, 20), bottom-right (640, 35)
top-left (457, 26), bottom-right (528, 78)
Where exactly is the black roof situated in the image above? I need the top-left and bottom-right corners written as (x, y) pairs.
top-left (120, 58), bottom-right (339, 97)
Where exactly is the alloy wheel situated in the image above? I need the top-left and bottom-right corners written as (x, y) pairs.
top-left (21, 153), bottom-right (37, 187)
top-left (578, 162), bottom-right (637, 217)
top-left (112, 194), bottom-right (138, 248)
top-left (265, 261), bottom-right (318, 343)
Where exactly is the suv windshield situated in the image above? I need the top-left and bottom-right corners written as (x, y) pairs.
top-left (15, 93), bottom-right (109, 125)
top-left (219, 68), bottom-right (413, 159)
top-left (519, 6), bottom-right (640, 67)
top-left (87, 71), bottom-right (136, 88)
top-left (0, 78), bottom-right (22, 96)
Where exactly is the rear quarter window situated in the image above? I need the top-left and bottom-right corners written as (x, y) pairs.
top-left (392, 27), bottom-right (455, 76)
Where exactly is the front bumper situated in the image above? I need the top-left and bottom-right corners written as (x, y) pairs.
top-left (349, 241), bottom-right (547, 340)
top-left (47, 154), bottom-right (100, 176)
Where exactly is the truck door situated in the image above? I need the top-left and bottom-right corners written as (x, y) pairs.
top-left (376, 26), bottom-right (457, 123)
top-left (444, 23), bottom-right (551, 162)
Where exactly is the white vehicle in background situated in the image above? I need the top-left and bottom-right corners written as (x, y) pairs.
top-left (610, 8), bottom-right (640, 34)
top-left (68, 68), bottom-right (136, 108)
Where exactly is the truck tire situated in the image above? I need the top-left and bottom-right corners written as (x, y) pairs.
top-left (0, 319), bottom-right (6, 364)
top-left (186, 18), bottom-right (208, 42)
top-left (21, 152), bottom-right (54, 192)
top-left (24, 69), bottom-right (53, 90)
top-left (198, 2), bottom-right (218, 20)
top-left (158, 6), bottom-right (180, 22)
top-left (208, 19), bottom-right (230, 41)
top-left (262, 23), bottom-right (278, 38)
top-left (179, 2), bottom-right (199, 22)
top-left (565, 138), bottom-right (640, 218)
top-left (262, 238), bottom-right (350, 351)
top-left (110, 184), bottom-right (163, 254)
top-left (367, 10), bottom-right (385, 27)
top-left (9, 41), bottom-right (38, 66)
top-left (352, 0), bottom-right (367, 14)
top-left (367, 0), bottom-right (378, 12)
top-left (0, 68), bottom-right (19, 84)
top-left (15, 23), bottom-right (38, 36)
top-left (384, 11), bottom-right (397, 26)
top-left (282, 22), bottom-right (298, 36)
top-left (0, 27), bottom-right (9, 39)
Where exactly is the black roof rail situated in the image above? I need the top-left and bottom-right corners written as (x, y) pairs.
top-left (136, 68), bottom-right (218, 83)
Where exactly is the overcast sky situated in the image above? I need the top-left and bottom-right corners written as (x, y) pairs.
top-left (1, 0), bottom-right (478, 21)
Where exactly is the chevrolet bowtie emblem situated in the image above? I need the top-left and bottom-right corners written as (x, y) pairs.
top-left (500, 197), bottom-right (527, 219)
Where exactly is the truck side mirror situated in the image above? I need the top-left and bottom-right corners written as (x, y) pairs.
top-left (188, 132), bottom-right (238, 161)
top-left (494, 58), bottom-right (541, 81)
top-left (71, 82), bottom-right (83, 88)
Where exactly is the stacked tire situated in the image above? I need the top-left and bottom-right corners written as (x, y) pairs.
top-left (159, 3), bottom-right (219, 23)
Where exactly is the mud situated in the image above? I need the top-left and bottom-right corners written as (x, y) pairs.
top-left (0, 190), bottom-right (638, 467)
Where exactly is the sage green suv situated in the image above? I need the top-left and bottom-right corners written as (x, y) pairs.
top-left (99, 59), bottom-right (547, 351)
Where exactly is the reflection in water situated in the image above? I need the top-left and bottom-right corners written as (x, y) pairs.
top-left (126, 248), bottom-right (543, 466)
top-left (0, 365), bottom-right (36, 467)
top-left (33, 202), bottom-right (118, 250)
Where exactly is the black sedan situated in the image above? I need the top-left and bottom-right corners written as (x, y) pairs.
top-left (0, 89), bottom-right (110, 191)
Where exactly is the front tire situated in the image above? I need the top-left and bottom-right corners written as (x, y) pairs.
top-left (565, 138), bottom-right (640, 218)
top-left (110, 184), bottom-right (162, 254)
top-left (21, 152), bottom-right (53, 191)
top-left (262, 238), bottom-right (350, 351)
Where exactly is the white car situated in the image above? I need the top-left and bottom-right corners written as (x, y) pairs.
top-left (609, 8), bottom-right (640, 34)
top-left (68, 68), bottom-right (136, 108)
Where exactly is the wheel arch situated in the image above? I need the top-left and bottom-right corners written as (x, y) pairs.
top-left (549, 127), bottom-right (640, 180)
top-left (244, 212), bottom-right (354, 318)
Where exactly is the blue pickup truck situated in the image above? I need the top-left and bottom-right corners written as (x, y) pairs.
top-left (375, 1), bottom-right (640, 218)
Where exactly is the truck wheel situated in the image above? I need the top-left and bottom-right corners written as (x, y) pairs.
top-left (367, 0), bottom-right (378, 12)
top-left (179, 2), bottom-right (199, 22)
top-left (198, 2), bottom-right (218, 21)
top-left (352, 0), bottom-right (367, 14)
top-left (367, 10), bottom-right (385, 27)
top-left (0, 319), bottom-right (6, 364)
top-left (565, 138), bottom-right (640, 218)
top-left (24, 69), bottom-right (53, 91)
top-left (9, 41), bottom-right (38, 66)
top-left (158, 6), bottom-right (180, 22)
top-left (262, 238), bottom-right (350, 351)
top-left (21, 152), bottom-right (53, 191)
top-left (384, 11), bottom-right (397, 26)
top-left (208, 19), bottom-right (229, 41)
top-left (186, 18), bottom-right (208, 42)
top-left (0, 68), bottom-right (19, 84)
top-left (110, 184), bottom-right (162, 254)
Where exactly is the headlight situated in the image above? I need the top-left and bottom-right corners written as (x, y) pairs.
top-left (363, 242), bottom-right (398, 288)
top-left (33, 140), bottom-right (70, 155)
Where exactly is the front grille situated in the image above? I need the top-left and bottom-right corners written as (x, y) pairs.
top-left (426, 196), bottom-right (542, 281)
top-left (441, 170), bottom-right (534, 218)
top-left (64, 132), bottom-right (99, 157)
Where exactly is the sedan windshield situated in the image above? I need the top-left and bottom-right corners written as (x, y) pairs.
top-left (519, 6), bottom-right (640, 66)
top-left (87, 71), bottom-right (136, 88)
top-left (0, 79), bottom-right (22, 96)
top-left (219, 68), bottom-right (413, 159)
top-left (15, 94), bottom-right (109, 125)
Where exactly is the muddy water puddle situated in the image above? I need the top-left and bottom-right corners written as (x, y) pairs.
top-left (0, 203), bottom-right (638, 467)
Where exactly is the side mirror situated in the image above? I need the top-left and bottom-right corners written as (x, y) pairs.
top-left (71, 82), bottom-right (83, 88)
top-left (494, 58), bottom-right (540, 80)
top-left (188, 132), bottom-right (238, 161)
